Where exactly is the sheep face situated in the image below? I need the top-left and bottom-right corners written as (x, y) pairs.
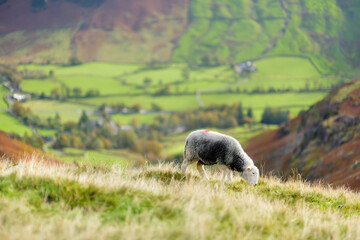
top-left (242, 165), bottom-right (259, 186)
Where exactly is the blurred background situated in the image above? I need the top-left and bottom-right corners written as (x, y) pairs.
top-left (0, 0), bottom-right (359, 189)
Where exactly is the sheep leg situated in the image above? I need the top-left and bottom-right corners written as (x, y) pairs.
top-left (181, 157), bottom-right (197, 175)
top-left (227, 170), bottom-right (233, 183)
top-left (219, 165), bottom-right (233, 183)
top-left (181, 159), bottom-right (190, 175)
top-left (196, 161), bottom-right (210, 180)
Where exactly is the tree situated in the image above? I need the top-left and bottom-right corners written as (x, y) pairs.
top-left (87, 138), bottom-right (102, 150)
top-left (117, 130), bottom-right (138, 149)
top-left (54, 134), bottom-right (70, 149)
top-left (72, 88), bottom-right (82, 97)
top-left (78, 110), bottom-right (91, 132)
top-left (235, 103), bottom-right (244, 125)
top-left (50, 87), bottom-right (60, 99)
top-left (182, 67), bottom-right (190, 81)
top-left (261, 107), bottom-right (290, 125)
top-left (151, 102), bottom-right (163, 111)
top-left (143, 77), bottom-right (152, 88)
top-left (85, 89), bottom-right (100, 97)
top-left (69, 56), bottom-right (82, 65)
top-left (247, 108), bottom-right (253, 119)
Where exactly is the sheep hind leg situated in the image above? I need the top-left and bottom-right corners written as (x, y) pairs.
top-left (196, 161), bottom-right (210, 180)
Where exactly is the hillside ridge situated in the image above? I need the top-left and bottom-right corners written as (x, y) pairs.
top-left (245, 79), bottom-right (360, 190)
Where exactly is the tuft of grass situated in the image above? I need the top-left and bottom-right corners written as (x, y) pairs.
top-left (0, 173), bottom-right (181, 223)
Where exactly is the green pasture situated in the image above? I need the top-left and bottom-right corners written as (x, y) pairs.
top-left (19, 62), bottom-right (142, 78)
top-left (79, 91), bottom-right (326, 120)
top-left (51, 148), bottom-right (129, 168)
top-left (22, 100), bottom-right (96, 122)
top-left (36, 128), bottom-right (57, 137)
top-left (201, 92), bottom-right (327, 120)
top-left (18, 56), bottom-right (337, 98)
top-left (22, 79), bottom-right (61, 95)
top-left (19, 58), bottom-right (332, 126)
top-left (0, 85), bottom-right (9, 109)
top-left (0, 111), bottom-right (32, 135)
top-left (57, 75), bottom-right (141, 95)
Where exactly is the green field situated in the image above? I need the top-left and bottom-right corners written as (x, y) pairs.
top-left (3, 57), bottom-right (338, 137)
top-left (0, 86), bottom-right (32, 135)
top-left (0, 111), bottom-right (32, 135)
top-left (49, 148), bottom-right (130, 168)
top-left (22, 100), bottom-right (96, 122)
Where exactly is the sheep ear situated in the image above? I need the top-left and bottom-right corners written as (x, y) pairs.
top-left (247, 166), bottom-right (252, 172)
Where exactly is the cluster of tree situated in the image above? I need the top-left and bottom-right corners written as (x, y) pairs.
top-left (261, 107), bottom-right (290, 125)
top-left (12, 101), bottom-right (63, 130)
top-left (11, 132), bottom-right (45, 149)
top-left (19, 69), bottom-right (48, 79)
top-left (40, 86), bottom-right (100, 99)
top-left (68, 56), bottom-right (82, 66)
top-left (149, 103), bottom-right (254, 134)
top-left (154, 85), bottom-right (172, 96)
top-left (53, 111), bottom-right (163, 161)
top-left (0, 65), bottom-right (22, 90)
top-left (98, 102), bottom-right (144, 115)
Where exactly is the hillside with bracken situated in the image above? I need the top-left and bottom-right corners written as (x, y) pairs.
top-left (246, 79), bottom-right (360, 190)
top-left (0, 0), bottom-right (359, 73)
top-left (0, 0), bottom-right (189, 63)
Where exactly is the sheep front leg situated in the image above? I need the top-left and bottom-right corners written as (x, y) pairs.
top-left (219, 165), bottom-right (233, 183)
top-left (197, 161), bottom-right (210, 180)
top-left (181, 159), bottom-right (190, 175)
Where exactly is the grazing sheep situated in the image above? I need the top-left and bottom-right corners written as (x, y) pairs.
top-left (181, 130), bottom-right (259, 185)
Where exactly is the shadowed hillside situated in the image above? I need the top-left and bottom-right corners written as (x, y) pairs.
top-left (246, 79), bottom-right (360, 190)
top-left (0, 0), bottom-right (189, 63)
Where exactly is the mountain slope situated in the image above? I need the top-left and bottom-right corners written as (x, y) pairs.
top-left (245, 79), bottom-right (360, 190)
top-left (0, 0), bottom-right (189, 63)
top-left (173, 0), bottom-right (360, 73)
top-left (0, 0), bottom-right (359, 71)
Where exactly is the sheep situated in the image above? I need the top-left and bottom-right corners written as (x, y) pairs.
top-left (181, 130), bottom-right (259, 185)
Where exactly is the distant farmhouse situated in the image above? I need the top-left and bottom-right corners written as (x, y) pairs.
top-left (11, 93), bottom-right (31, 102)
top-left (234, 61), bottom-right (257, 76)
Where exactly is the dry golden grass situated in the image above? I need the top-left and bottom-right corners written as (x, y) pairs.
top-left (0, 156), bottom-right (359, 240)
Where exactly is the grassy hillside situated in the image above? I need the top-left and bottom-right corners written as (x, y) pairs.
top-left (1, 0), bottom-right (359, 72)
top-left (173, 0), bottom-right (360, 74)
top-left (0, 159), bottom-right (359, 239)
